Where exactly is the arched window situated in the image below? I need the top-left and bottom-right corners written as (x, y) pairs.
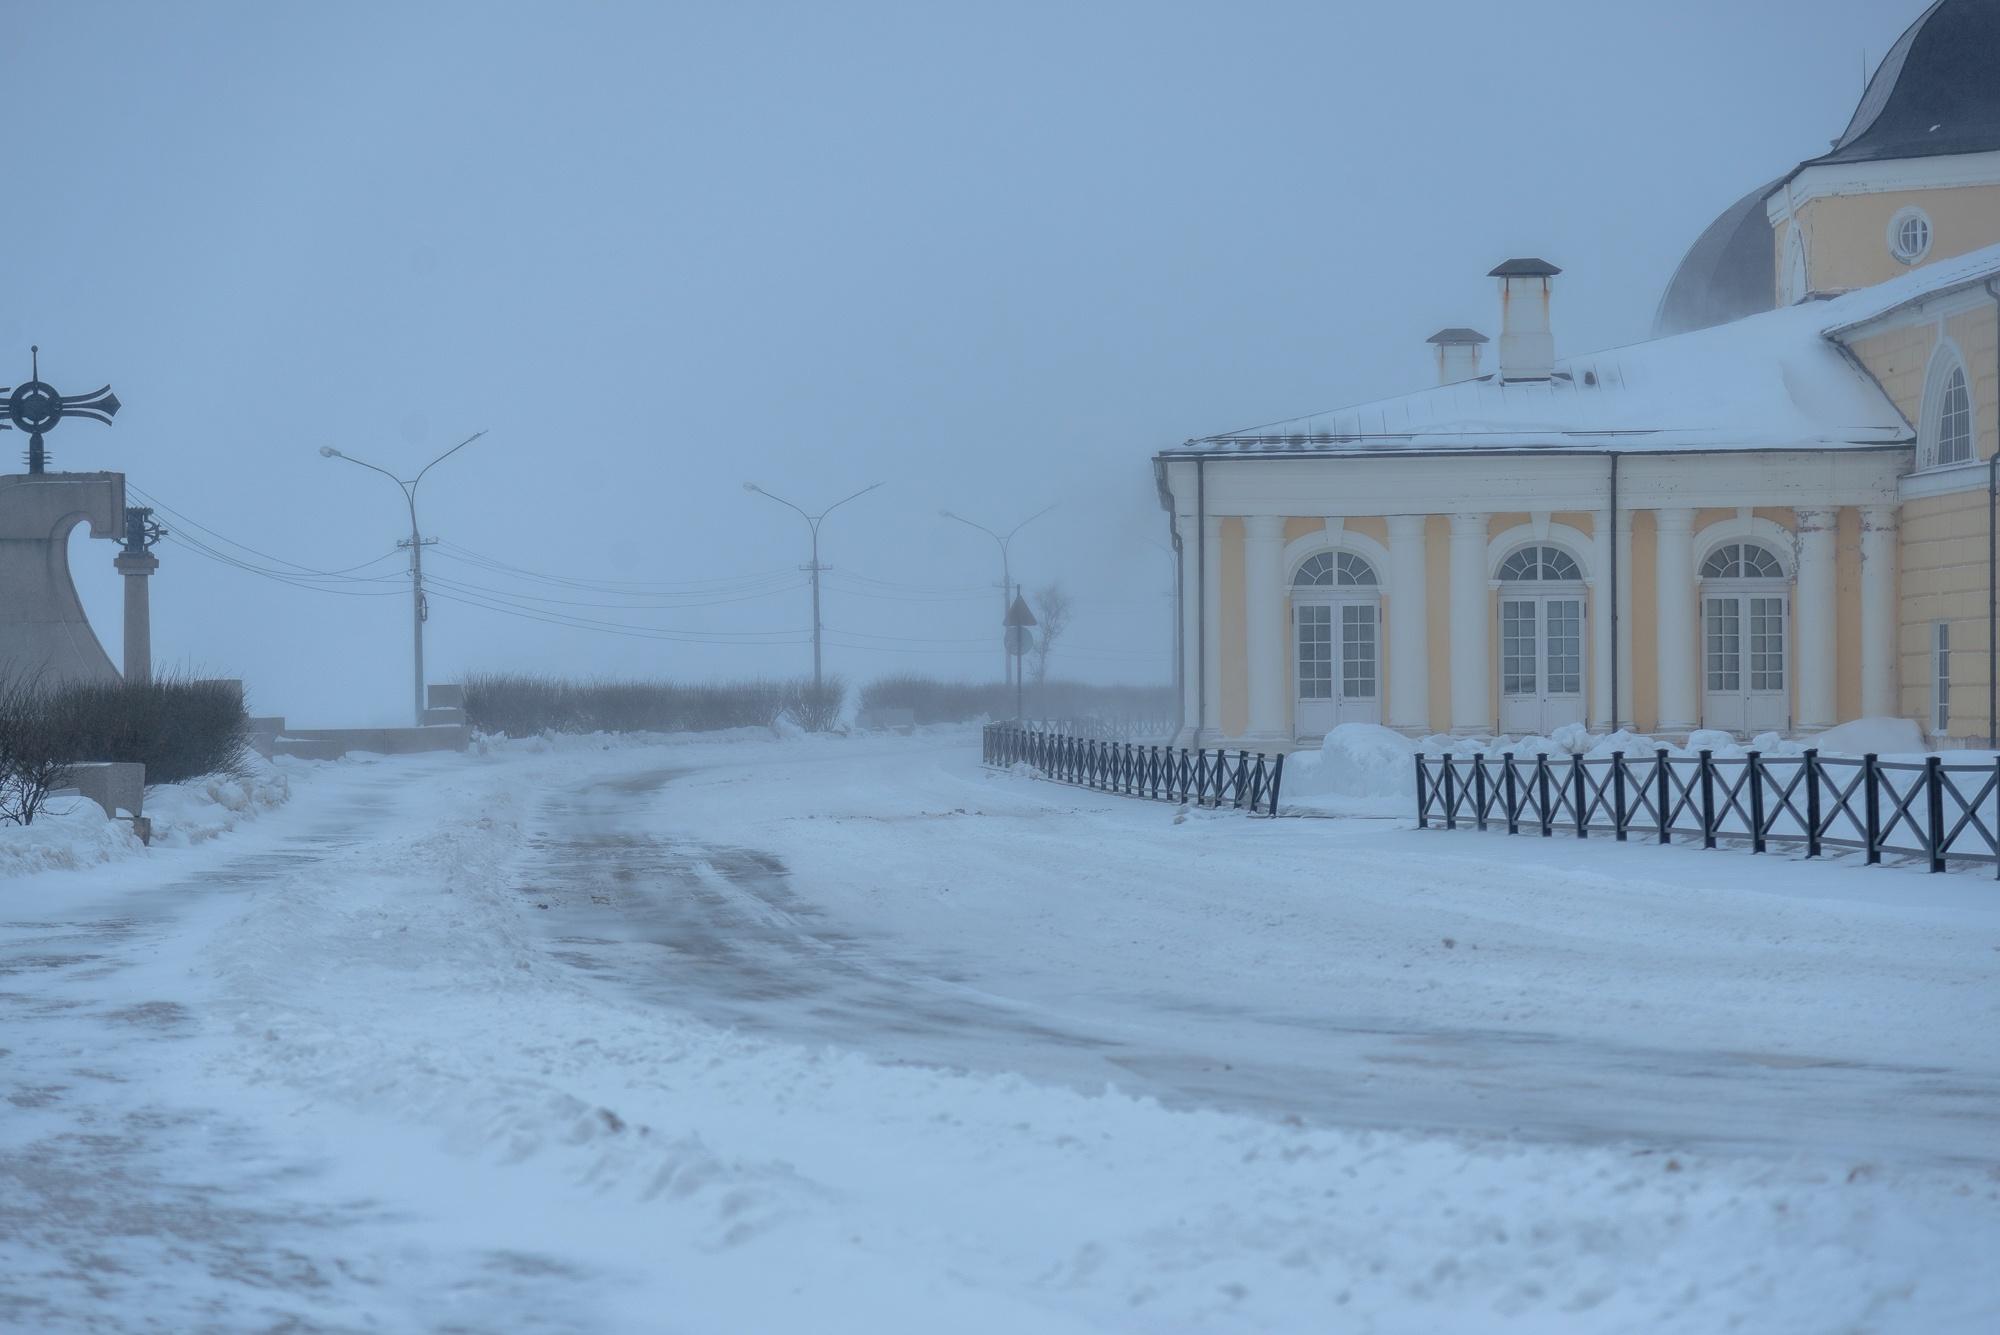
top-left (1936, 364), bottom-right (1973, 466)
top-left (1919, 345), bottom-right (1976, 469)
top-left (1700, 542), bottom-right (1785, 580)
top-left (1293, 551), bottom-right (1377, 587)
top-left (1497, 545), bottom-right (1582, 582)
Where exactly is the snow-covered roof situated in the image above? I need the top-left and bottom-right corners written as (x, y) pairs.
top-left (1172, 240), bottom-right (2000, 458)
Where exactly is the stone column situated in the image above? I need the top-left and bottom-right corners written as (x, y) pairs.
top-left (1173, 508), bottom-right (1202, 748)
top-left (1589, 508), bottom-right (1614, 730)
top-left (1448, 512), bottom-right (1491, 735)
top-left (1386, 514), bottom-right (1429, 734)
top-left (1795, 507), bottom-right (1839, 731)
top-left (114, 550), bottom-right (159, 684)
top-left (1859, 505), bottom-right (1898, 719)
top-left (1201, 516), bottom-right (1222, 743)
top-left (1654, 507), bottom-right (1697, 734)
top-left (1243, 514), bottom-right (1288, 742)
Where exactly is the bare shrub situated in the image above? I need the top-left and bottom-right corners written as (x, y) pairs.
top-left (858, 675), bottom-right (1175, 728)
top-left (462, 673), bottom-right (824, 738)
top-left (43, 674), bottom-right (250, 785)
top-left (0, 675), bottom-right (69, 826)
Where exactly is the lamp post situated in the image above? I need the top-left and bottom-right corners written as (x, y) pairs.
top-left (744, 480), bottom-right (882, 693)
top-left (940, 505), bottom-right (1054, 688)
top-left (320, 431), bottom-right (486, 726)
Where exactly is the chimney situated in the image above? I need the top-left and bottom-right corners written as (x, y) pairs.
top-left (1425, 327), bottom-right (1489, 385)
top-left (1488, 258), bottom-right (1561, 382)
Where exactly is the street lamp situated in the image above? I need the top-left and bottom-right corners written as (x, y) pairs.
top-left (320, 431), bottom-right (487, 726)
top-left (744, 480), bottom-right (883, 693)
top-left (939, 505), bottom-right (1054, 687)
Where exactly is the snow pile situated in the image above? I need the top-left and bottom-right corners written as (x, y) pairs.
top-left (1281, 724), bottom-right (1416, 812)
top-left (0, 803), bottom-right (143, 877)
top-left (1814, 716), bottom-right (1926, 756)
top-left (145, 754), bottom-right (294, 847)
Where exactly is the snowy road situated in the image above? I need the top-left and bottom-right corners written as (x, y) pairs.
top-left (3, 732), bottom-right (1997, 1332)
top-left (524, 740), bottom-right (2000, 1169)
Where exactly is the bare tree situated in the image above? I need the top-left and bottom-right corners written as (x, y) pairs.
top-left (0, 673), bottom-right (70, 827)
top-left (1029, 582), bottom-right (1073, 686)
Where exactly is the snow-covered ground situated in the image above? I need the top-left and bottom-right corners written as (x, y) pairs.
top-left (2, 731), bottom-right (1996, 1332)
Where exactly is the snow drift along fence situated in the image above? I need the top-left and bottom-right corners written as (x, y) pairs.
top-left (1416, 747), bottom-right (2000, 877)
top-left (983, 724), bottom-right (1285, 816)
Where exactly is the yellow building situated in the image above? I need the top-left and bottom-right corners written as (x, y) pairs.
top-left (1157, 0), bottom-right (2000, 749)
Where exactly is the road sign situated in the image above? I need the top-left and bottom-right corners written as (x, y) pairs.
top-left (1005, 625), bottom-right (1035, 655)
top-left (1004, 593), bottom-right (1037, 627)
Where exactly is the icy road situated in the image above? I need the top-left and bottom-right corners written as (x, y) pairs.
top-left (3, 731), bottom-right (1997, 1332)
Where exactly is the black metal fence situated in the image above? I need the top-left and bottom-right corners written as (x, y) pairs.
top-left (983, 723), bottom-right (1285, 816)
top-left (1416, 747), bottom-right (2000, 876)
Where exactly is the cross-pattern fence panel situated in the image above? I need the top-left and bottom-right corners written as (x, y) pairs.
top-left (1415, 748), bottom-right (2000, 876)
top-left (983, 723), bottom-right (1285, 816)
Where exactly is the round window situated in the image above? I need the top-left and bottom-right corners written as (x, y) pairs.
top-left (1888, 207), bottom-right (1933, 265)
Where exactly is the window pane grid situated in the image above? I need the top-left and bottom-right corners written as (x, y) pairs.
top-left (1342, 604), bottom-right (1377, 698)
top-left (1940, 367), bottom-right (1972, 466)
top-left (1749, 597), bottom-right (1785, 692)
top-left (1545, 600), bottom-right (1581, 695)
top-left (1502, 600), bottom-right (1537, 695)
top-left (1296, 605), bottom-right (1332, 699)
top-left (1706, 597), bottom-right (1741, 692)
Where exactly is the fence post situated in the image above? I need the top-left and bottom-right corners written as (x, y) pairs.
top-left (1503, 753), bottom-right (1519, 835)
top-left (1699, 750), bottom-right (1717, 850)
top-left (1442, 755), bottom-right (1458, 830)
top-left (1926, 754), bottom-right (1946, 873)
top-left (1473, 756), bottom-right (1489, 831)
top-left (1415, 754), bottom-right (1429, 828)
top-left (1804, 749), bottom-right (1822, 858)
top-left (1611, 751), bottom-right (1627, 841)
top-left (1536, 754), bottom-right (1553, 837)
top-left (1656, 749), bottom-right (1671, 845)
top-left (1747, 750), bottom-right (1765, 854)
top-left (1864, 754), bottom-right (1882, 865)
top-left (1268, 752), bottom-right (1285, 815)
top-left (1571, 754), bottom-right (1588, 838)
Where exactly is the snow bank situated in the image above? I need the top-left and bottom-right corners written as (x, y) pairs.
top-left (0, 803), bottom-right (143, 876)
top-left (0, 753), bottom-right (295, 875)
top-left (1813, 716), bottom-right (1926, 756)
top-left (1289, 717), bottom-right (1945, 810)
top-left (145, 754), bottom-right (294, 847)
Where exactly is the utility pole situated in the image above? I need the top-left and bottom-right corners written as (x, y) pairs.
top-left (744, 480), bottom-right (883, 692)
top-left (940, 505), bottom-right (1054, 689)
top-left (320, 431), bottom-right (487, 726)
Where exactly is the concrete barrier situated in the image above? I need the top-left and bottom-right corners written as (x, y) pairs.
top-left (277, 725), bottom-right (470, 758)
top-left (52, 761), bottom-right (150, 843)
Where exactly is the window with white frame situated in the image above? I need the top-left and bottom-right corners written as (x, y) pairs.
top-left (1920, 345), bottom-right (1976, 469)
top-left (1888, 207), bottom-right (1933, 265)
top-left (1933, 621), bottom-right (1951, 736)
top-left (1293, 551), bottom-right (1378, 587)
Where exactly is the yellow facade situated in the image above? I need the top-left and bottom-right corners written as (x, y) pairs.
top-left (1784, 186), bottom-right (2000, 300)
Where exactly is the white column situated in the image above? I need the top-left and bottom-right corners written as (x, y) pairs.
top-left (1615, 510), bottom-right (1635, 729)
top-left (1589, 508), bottom-right (1614, 730)
top-left (1174, 507), bottom-right (1202, 747)
top-left (1859, 504), bottom-right (1898, 719)
top-left (1243, 514), bottom-right (1288, 741)
top-left (1448, 512), bottom-right (1491, 735)
top-left (1386, 514), bottom-right (1430, 734)
top-left (1795, 507), bottom-right (1839, 731)
top-left (1655, 507), bottom-right (1697, 734)
top-left (1201, 515), bottom-right (1222, 743)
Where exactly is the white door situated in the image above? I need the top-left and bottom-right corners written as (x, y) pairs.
top-left (1498, 595), bottom-right (1586, 735)
top-left (1703, 593), bottom-right (1788, 733)
top-left (1294, 599), bottom-right (1379, 737)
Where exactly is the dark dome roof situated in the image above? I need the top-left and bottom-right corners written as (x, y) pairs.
top-left (1652, 176), bottom-right (1784, 337)
top-left (1818, 0), bottom-right (2000, 167)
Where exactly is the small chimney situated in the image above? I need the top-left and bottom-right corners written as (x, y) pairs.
top-left (1489, 258), bottom-right (1561, 382)
top-left (1426, 327), bottom-right (1489, 385)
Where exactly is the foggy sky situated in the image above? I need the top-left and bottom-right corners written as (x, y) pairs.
top-left (8, 0), bottom-right (1922, 724)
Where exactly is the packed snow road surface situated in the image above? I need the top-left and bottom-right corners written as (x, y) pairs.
top-left (2, 731), bottom-right (1995, 1333)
